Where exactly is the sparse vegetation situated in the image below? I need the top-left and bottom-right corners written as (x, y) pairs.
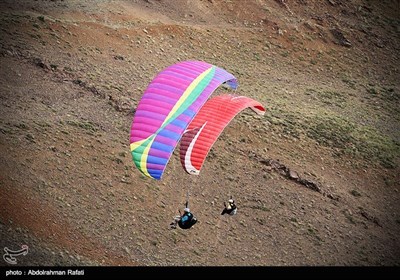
top-left (306, 114), bottom-right (399, 168)
top-left (66, 120), bottom-right (98, 133)
top-left (0, 0), bottom-right (399, 267)
top-left (350, 190), bottom-right (362, 197)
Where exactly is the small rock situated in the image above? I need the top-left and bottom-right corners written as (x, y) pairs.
top-left (288, 169), bottom-right (299, 180)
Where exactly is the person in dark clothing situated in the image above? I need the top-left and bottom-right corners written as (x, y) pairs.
top-left (221, 198), bottom-right (237, 215)
top-left (170, 201), bottom-right (198, 229)
top-left (178, 207), bottom-right (197, 229)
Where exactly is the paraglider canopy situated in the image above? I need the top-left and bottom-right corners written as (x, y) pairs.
top-left (180, 94), bottom-right (266, 175)
top-left (130, 60), bottom-right (238, 180)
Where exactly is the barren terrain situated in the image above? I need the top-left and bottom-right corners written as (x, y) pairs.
top-left (0, 0), bottom-right (399, 266)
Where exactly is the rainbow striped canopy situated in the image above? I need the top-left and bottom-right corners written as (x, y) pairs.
top-left (130, 61), bottom-right (238, 179)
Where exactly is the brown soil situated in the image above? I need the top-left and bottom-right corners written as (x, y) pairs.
top-left (0, 0), bottom-right (399, 266)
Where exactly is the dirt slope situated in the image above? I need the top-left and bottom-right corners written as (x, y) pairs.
top-left (0, 0), bottom-right (399, 266)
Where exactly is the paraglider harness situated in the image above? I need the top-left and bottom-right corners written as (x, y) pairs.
top-left (221, 199), bottom-right (237, 215)
top-left (178, 202), bottom-right (197, 229)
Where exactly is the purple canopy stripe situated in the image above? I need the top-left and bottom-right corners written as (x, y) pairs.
top-left (130, 60), bottom-right (237, 180)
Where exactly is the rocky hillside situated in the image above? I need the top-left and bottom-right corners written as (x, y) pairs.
top-left (0, 0), bottom-right (399, 266)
